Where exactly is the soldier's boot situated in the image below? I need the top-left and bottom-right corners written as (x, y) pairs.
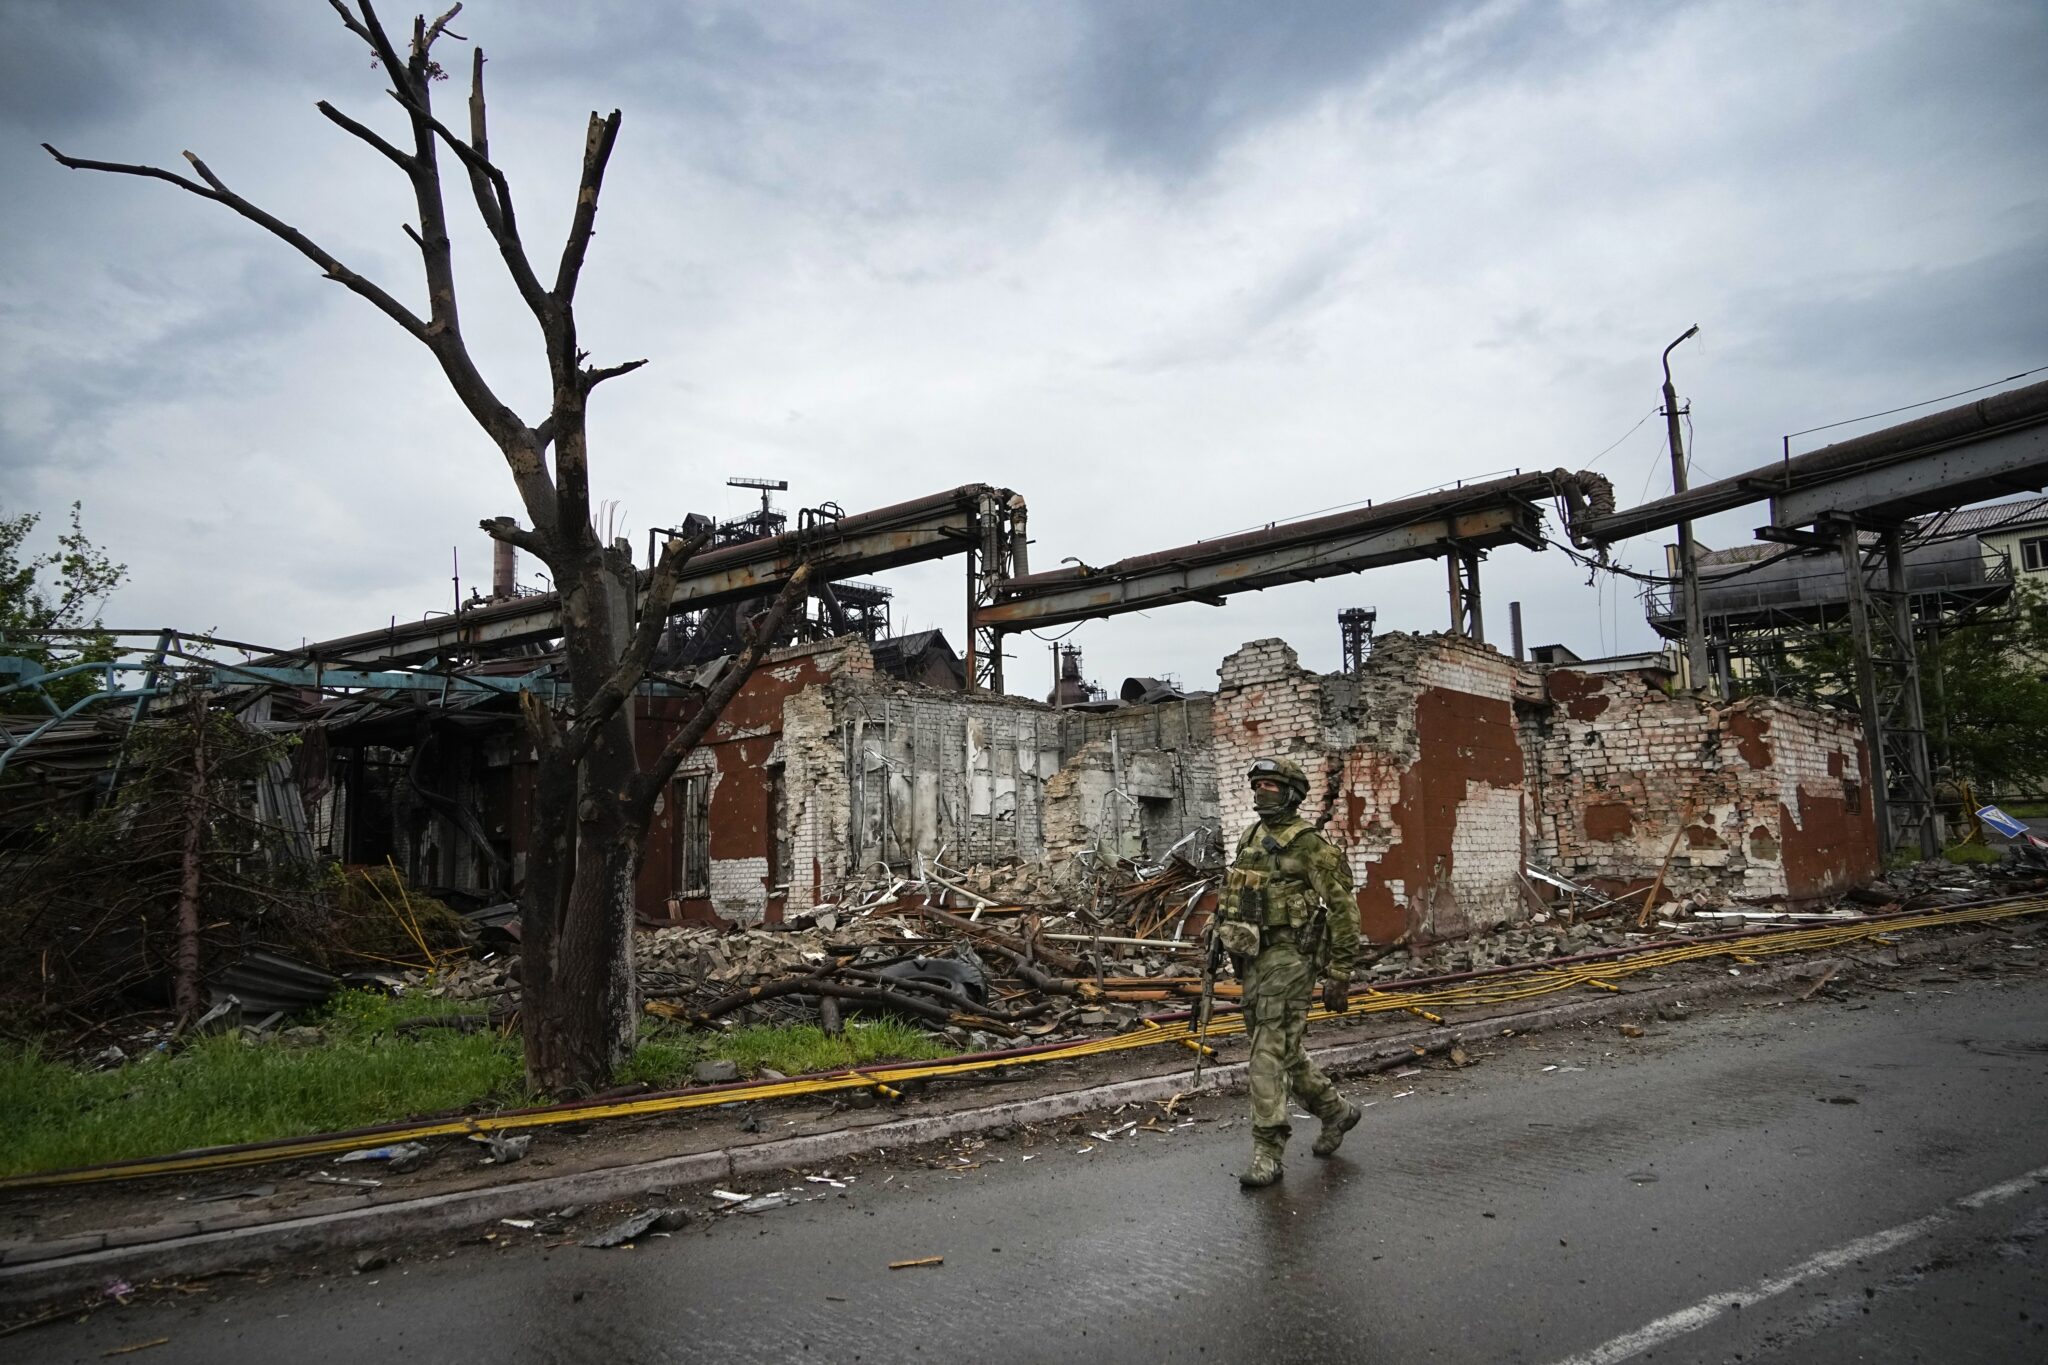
top-left (1238, 1133), bottom-right (1286, 1189)
top-left (1311, 1099), bottom-right (1362, 1158)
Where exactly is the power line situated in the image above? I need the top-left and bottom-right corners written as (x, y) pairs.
top-left (1581, 407), bottom-right (1662, 468)
top-left (1783, 363), bottom-right (2048, 444)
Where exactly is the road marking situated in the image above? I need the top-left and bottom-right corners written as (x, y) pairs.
top-left (1545, 1164), bottom-right (2048, 1365)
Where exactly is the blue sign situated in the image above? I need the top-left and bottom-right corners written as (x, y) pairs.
top-left (1977, 805), bottom-right (2030, 840)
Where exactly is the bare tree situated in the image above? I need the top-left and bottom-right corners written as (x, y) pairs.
top-left (45, 1), bottom-right (810, 1093)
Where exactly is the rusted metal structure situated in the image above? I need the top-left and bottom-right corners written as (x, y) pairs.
top-left (974, 470), bottom-right (1611, 657)
top-left (1586, 377), bottom-right (2048, 859)
top-left (264, 484), bottom-right (1026, 671)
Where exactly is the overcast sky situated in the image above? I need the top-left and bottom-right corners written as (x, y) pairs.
top-left (4, 0), bottom-right (2044, 695)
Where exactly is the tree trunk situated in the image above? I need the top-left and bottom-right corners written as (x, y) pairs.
top-left (520, 547), bottom-right (646, 1095)
top-left (173, 692), bottom-right (209, 1023)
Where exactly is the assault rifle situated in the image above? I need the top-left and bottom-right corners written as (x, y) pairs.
top-left (1192, 917), bottom-right (1222, 1086)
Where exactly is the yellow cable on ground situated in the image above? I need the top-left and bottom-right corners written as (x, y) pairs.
top-left (4, 897), bottom-right (2041, 1191)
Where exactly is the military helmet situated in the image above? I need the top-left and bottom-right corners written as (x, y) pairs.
top-left (1246, 756), bottom-right (1308, 800)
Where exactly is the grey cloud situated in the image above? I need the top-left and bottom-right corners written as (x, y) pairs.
top-left (1743, 235), bottom-right (2048, 385)
top-left (0, 1), bottom-right (328, 133)
top-left (1060, 0), bottom-right (1475, 177)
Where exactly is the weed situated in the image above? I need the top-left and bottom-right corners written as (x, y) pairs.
top-left (621, 1019), bottom-right (954, 1087)
top-left (0, 993), bottom-right (953, 1176)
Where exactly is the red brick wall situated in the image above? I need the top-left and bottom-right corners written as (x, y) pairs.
top-left (1526, 668), bottom-right (1877, 904)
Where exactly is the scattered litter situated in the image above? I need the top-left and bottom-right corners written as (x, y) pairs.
top-left (1076, 1145), bottom-right (1096, 1154)
top-left (1542, 1065), bottom-right (1558, 1073)
top-left (306, 1172), bottom-right (380, 1189)
top-left (1392, 1090), bottom-right (1416, 1099)
top-left (1618, 1024), bottom-right (1645, 1038)
top-left (889, 1256), bottom-right (944, 1270)
top-left (103, 1279), bottom-right (134, 1300)
top-left (1392, 1069), bottom-right (1423, 1079)
top-left (99, 1338), bottom-right (169, 1357)
top-left (734, 1190), bottom-right (799, 1213)
top-left (353, 1250), bottom-right (389, 1274)
top-left (500, 1218), bottom-right (537, 1230)
top-left (337, 1141), bottom-right (429, 1173)
top-left (806, 1175), bottom-right (848, 1188)
top-left (582, 1208), bottom-right (688, 1248)
top-left (471, 1133), bottom-right (532, 1165)
top-left (693, 1059), bottom-right (741, 1084)
top-left (710, 1189), bottom-right (751, 1204)
top-left (1020, 1154), bottom-right (1037, 1162)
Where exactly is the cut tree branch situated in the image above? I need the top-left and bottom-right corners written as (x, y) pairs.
top-left (554, 109), bottom-right (622, 305)
top-left (583, 358), bottom-right (648, 389)
top-left (421, 3), bottom-right (465, 52)
top-left (479, 516), bottom-right (549, 560)
top-left (315, 99), bottom-right (414, 171)
top-left (518, 684), bottom-right (564, 757)
top-left (456, 46), bottom-right (554, 327)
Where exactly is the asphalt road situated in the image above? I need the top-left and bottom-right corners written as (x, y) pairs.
top-left (26, 969), bottom-right (2048, 1364)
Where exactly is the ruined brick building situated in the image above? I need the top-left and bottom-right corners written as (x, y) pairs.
top-left (294, 621), bottom-right (1874, 943)
top-left (600, 627), bottom-right (1876, 936)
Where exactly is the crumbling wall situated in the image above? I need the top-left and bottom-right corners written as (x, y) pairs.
top-left (1527, 668), bottom-right (1876, 904)
top-left (1213, 634), bottom-right (1527, 945)
top-left (639, 637), bottom-right (874, 927)
top-left (781, 673), bottom-right (1217, 910)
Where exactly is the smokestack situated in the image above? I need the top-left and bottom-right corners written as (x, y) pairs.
top-left (1509, 601), bottom-right (1525, 662)
top-left (492, 518), bottom-right (518, 599)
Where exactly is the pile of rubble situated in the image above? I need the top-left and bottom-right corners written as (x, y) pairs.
top-left (409, 837), bottom-right (2044, 1053)
top-left (1867, 850), bottom-right (2048, 905)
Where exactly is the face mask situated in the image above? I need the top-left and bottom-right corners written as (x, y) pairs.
top-left (1252, 786), bottom-right (1289, 814)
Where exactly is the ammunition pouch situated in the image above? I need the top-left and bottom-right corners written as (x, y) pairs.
top-left (1217, 919), bottom-right (1262, 957)
top-left (1223, 866), bottom-right (1267, 924)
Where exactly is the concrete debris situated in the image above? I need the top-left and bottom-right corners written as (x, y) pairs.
top-left (1870, 855), bottom-right (2048, 907)
top-left (581, 1207), bottom-right (689, 1248)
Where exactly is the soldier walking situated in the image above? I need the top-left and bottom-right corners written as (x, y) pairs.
top-left (1218, 756), bottom-right (1363, 1188)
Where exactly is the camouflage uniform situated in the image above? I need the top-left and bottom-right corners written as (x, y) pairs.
top-left (1220, 757), bottom-right (1363, 1187)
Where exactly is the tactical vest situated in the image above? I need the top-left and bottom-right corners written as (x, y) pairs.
top-left (1222, 816), bottom-right (1321, 930)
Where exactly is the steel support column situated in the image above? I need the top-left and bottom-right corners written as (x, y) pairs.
top-left (968, 488), bottom-right (1022, 693)
top-left (1881, 529), bottom-right (1940, 857)
top-left (1837, 523), bottom-right (1939, 859)
top-left (1447, 549), bottom-right (1484, 642)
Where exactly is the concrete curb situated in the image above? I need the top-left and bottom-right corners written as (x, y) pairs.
top-left (0, 937), bottom-right (1946, 1312)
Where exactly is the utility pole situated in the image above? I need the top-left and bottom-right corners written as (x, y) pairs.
top-left (1661, 325), bottom-right (1710, 693)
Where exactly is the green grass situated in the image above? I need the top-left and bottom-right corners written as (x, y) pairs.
top-left (0, 994), bottom-right (953, 1177)
top-left (1943, 842), bottom-right (2004, 865)
top-left (620, 1019), bottom-right (954, 1087)
top-left (1994, 800), bottom-right (2048, 818)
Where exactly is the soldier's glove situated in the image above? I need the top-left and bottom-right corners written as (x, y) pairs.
top-left (1322, 978), bottom-right (1350, 1014)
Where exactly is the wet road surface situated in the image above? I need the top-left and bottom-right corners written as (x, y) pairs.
top-left (28, 972), bottom-right (2048, 1363)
